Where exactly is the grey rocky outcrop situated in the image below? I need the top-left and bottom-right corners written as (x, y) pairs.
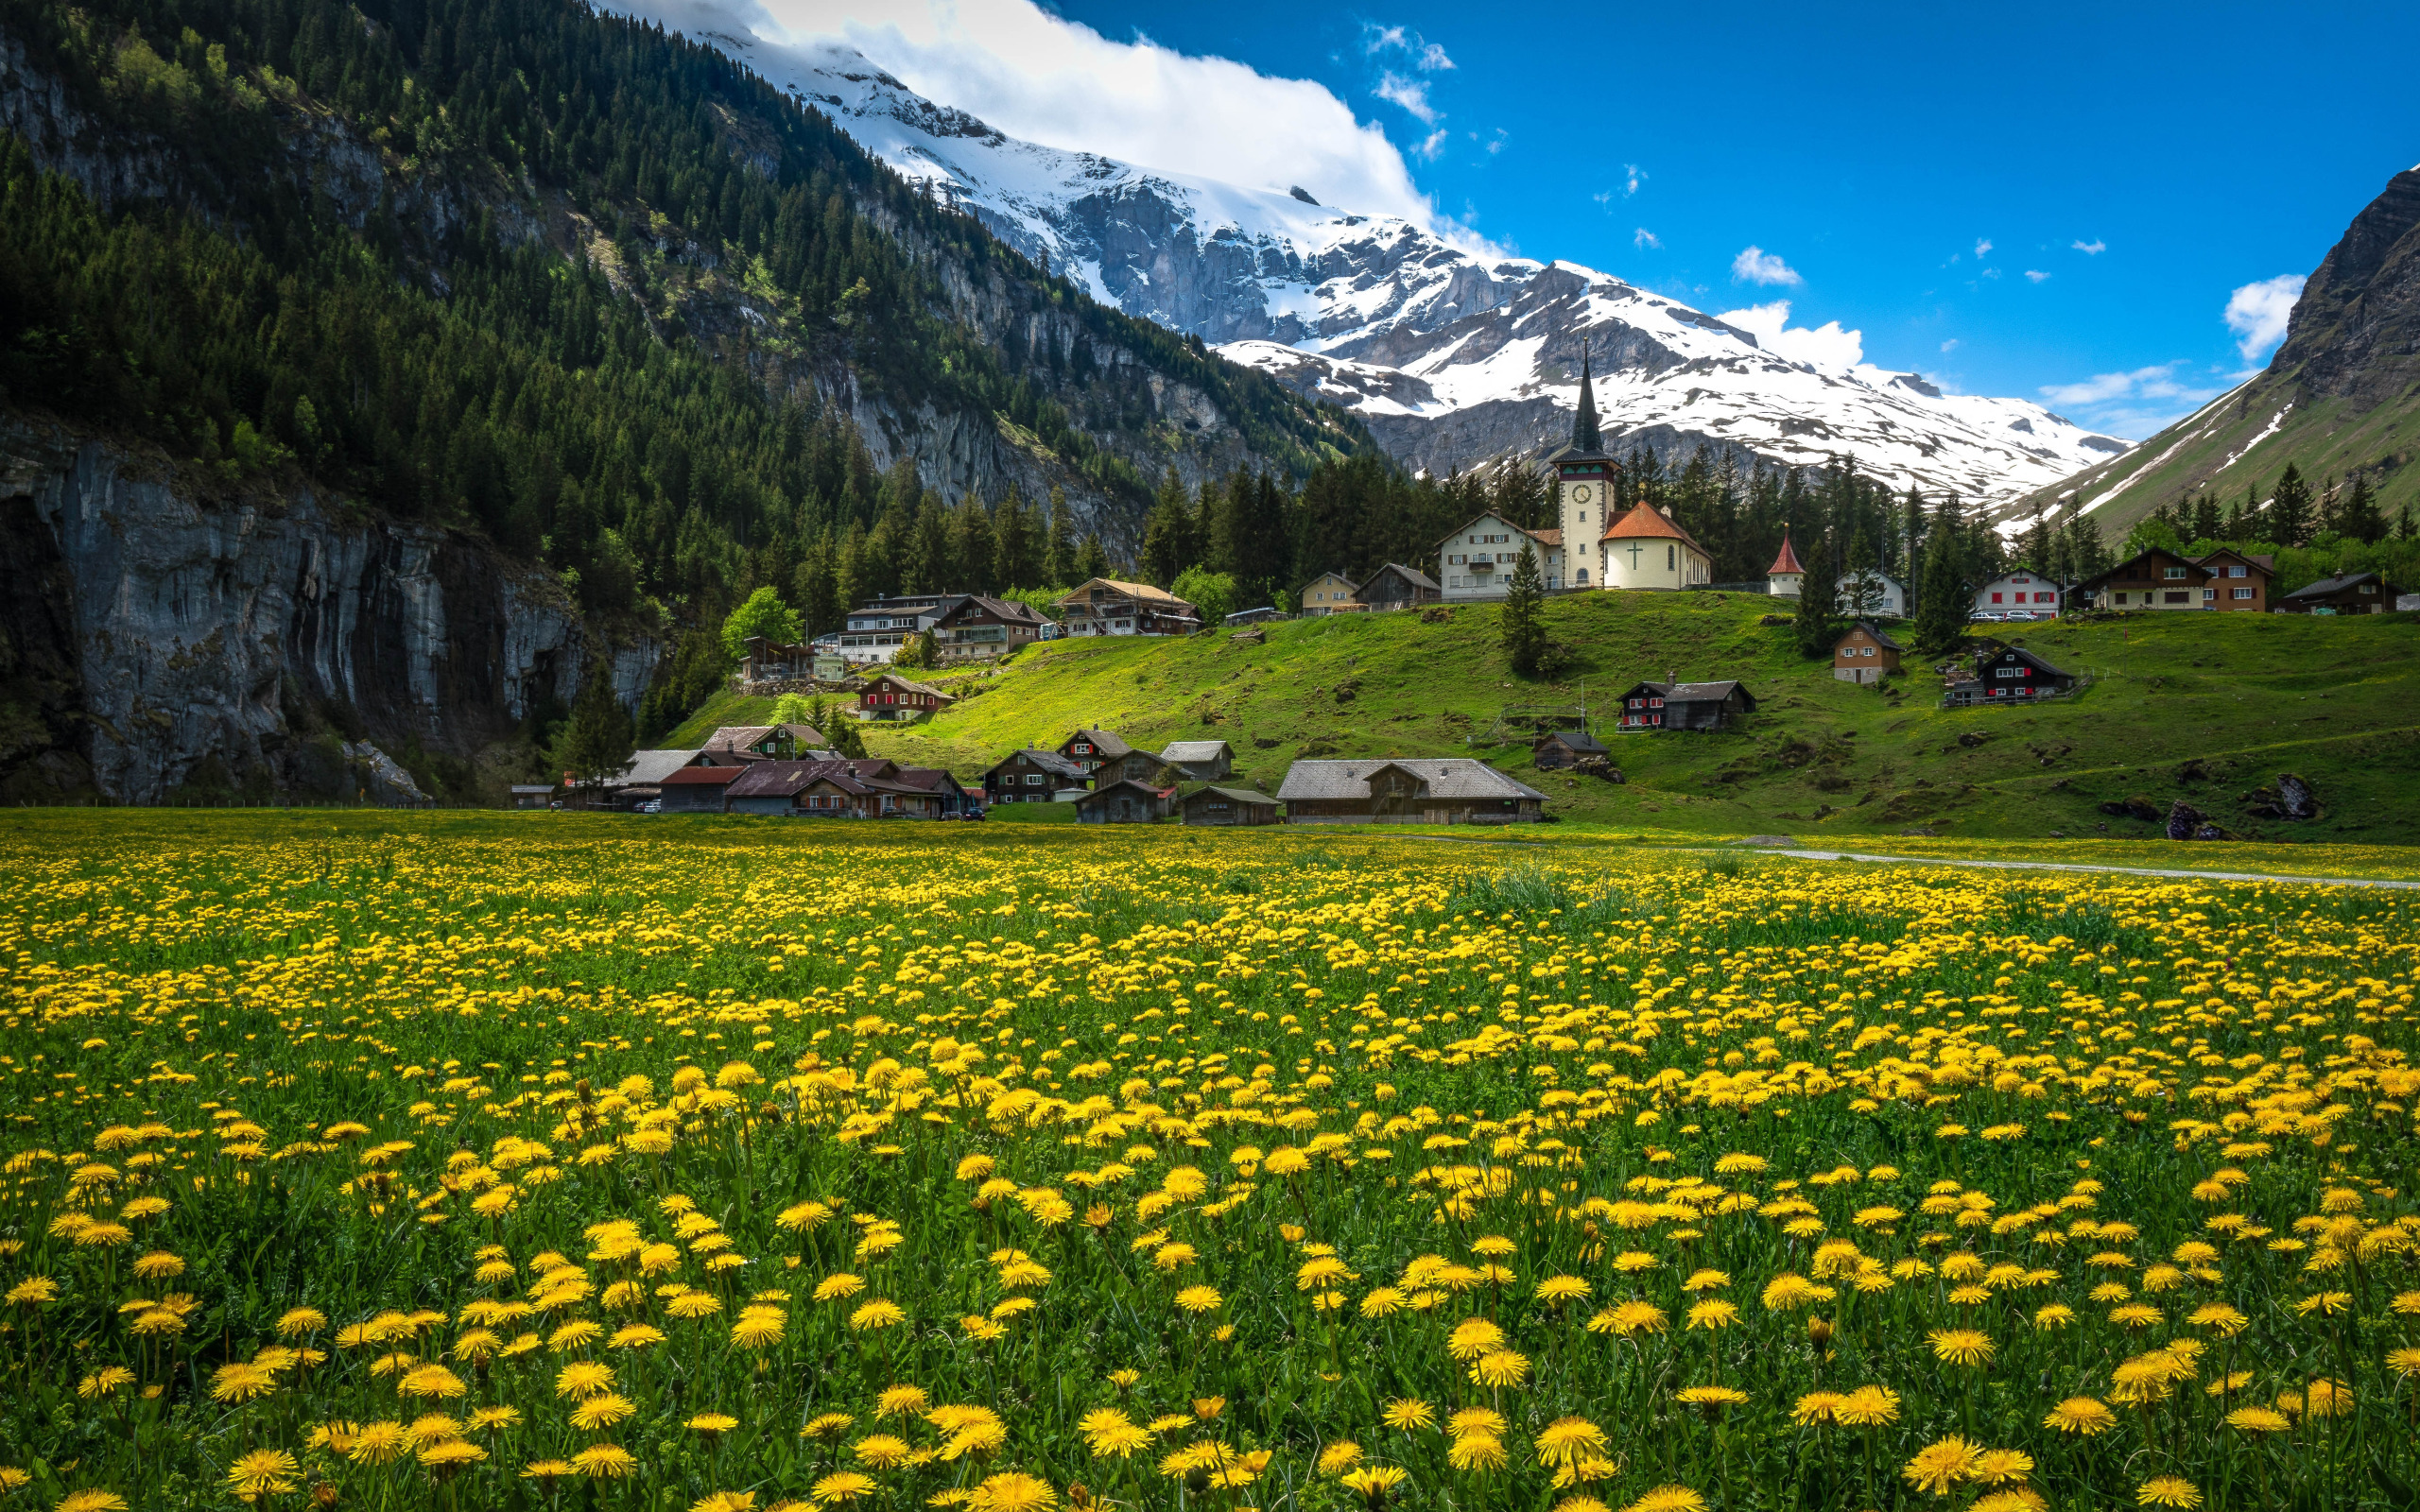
top-left (0, 418), bottom-right (653, 804)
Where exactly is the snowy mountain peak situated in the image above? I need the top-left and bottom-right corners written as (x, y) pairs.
top-left (684, 27), bottom-right (2128, 504)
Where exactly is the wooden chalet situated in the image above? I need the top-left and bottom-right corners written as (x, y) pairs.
top-left (1531, 730), bottom-right (1609, 770)
top-left (1299, 571), bottom-right (1366, 615)
top-left (1945, 645), bottom-right (2076, 707)
top-left (1613, 678), bottom-right (1758, 731)
top-left (2078, 547), bottom-right (2273, 612)
top-left (1056, 578), bottom-right (1202, 637)
top-left (1076, 779), bottom-right (1177, 825)
top-left (1276, 759), bottom-right (1547, 825)
top-left (856, 672), bottom-right (953, 723)
top-left (1159, 740), bottom-right (1234, 782)
top-left (1833, 622), bottom-right (1904, 684)
top-left (984, 748), bottom-right (1088, 805)
top-left (1059, 730), bottom-right (1166, 785)
top-left (722, 758), bottom-right (966, 817)
top-left (1180, 785), bottom-right (1280, 827)
top-left (704, 723), bottom-right (827, 760)
top-left (509, 784), bottom-right (556, 810)
top-left (932, 594), bottom-right (1053, 662)
top-left (2278, 571), bottom-right (2404, 614)
top-left (1358, 563), bottom-right (1443, 610)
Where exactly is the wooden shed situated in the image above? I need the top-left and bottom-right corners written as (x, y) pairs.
top-left (1531, 730), bottom-right (1609, 771)
top-left (1076, 779), bottom-right (1175, 825)
top-left (1180, 785), bottom-right (1280, 827)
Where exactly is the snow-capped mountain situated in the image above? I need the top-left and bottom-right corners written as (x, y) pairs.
top-left (701, 29), bottom-right (2130, 503)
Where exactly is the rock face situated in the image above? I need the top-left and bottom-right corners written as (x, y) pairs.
top-left (2270, 166), bottom-right (2420, 410)
top-left (0, 419), bottom-right (655, 804)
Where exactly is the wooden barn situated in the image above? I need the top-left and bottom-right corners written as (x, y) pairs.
top-left (1613, 678), bottom-right (1758, 731)
top-left (1180, 786), bottom-right (1281, 827)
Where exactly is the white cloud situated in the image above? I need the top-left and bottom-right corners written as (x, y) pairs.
top-left (1940, 338), bottom-right (1961, 353)
top-left (2038, 361), bottom-right (2226, 438)
top-left (1621, 163), bottom-right (1646, 198)
top-left (1975, 237), bottom-right (1993, 259)
top-left (2223, 273), bottom-right (2306, 362)
top-left (615, 0), bottom-right (1454, 238)
top-left (1717, 300), bottom-right (1862, 370)
top-left (1634, 227), bottom-right (1661, 249)
top-left (2024, 269), bottom-right (2050, 284)
top-left (1362, 24), bottom-right (1453, 69)
top-left (1731, 246), bottom-right (1803, 287)
top-left (1413, 128), bottom-right (1448, 161)
top-left (1373, 72), bottom-right (1438, 124)
top-left (2072, 238), bottom-right (2105, 255)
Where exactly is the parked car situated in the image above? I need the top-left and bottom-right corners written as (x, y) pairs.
top-left (637, 800), bottom-right (662, 815)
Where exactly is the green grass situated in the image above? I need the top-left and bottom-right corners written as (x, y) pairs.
top-left (671, 594), bottom-right (2420, 844)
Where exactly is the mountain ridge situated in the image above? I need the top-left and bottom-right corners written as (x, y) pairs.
top-left (700, 27), bottom-right (2132, 505)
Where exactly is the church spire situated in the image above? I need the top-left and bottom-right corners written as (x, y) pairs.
top-left (1571, 340), bottom-right (1601, 453)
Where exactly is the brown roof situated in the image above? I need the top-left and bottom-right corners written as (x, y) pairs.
top-left (1767, 532), bottom-right (1806, 575)
top-left (1603, 506), bottom-right (1707, 554)
top-left (1527, 525), bottom-right (1564, 548)
top-left (1064, 730), bottom-right (1136, 760)
top-left (705, 723), bottom-right (828, 751)
top-left (862, 673), bottom-right (952, 700)
top-left (1841, 620), bottom-right (1905, 652)
top-left (659, 766), bottom-right (742, 786)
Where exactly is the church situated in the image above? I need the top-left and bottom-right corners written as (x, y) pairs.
top-left (1431, 347), bottom-right (1714, 598)
top-left (1544, 349), bottom-right (1714, 592)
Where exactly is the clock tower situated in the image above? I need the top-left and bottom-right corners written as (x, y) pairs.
top-left (1547, 342), bottom-right (1620, 590)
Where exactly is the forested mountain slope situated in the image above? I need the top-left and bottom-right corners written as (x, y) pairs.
top-left (0, 0), bottom-right (1368, 800)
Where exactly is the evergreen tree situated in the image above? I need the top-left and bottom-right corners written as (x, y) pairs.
top-left (1913, 524), bottom-right (1969, 655)
top-left (2340, 472), bottom-right (2385, 543)
top-left (1073, 533), bottom-right (1110, 583)
top-left (2188, 490), bottom-right (2223, 543)
top-left (554, 665), bottom-right (635, 801)
top-left (805, 696), bottom-right (869, 759)
top-left (1901, 485), bottom-right (1927, 575)
top-left (951, 498), bottom-right (997, 595)
top-left (1501, 541), bottom-right (1547, 678)
top-left (794, 536), bottom-right (839, 638)
top-left (1140, 468), bottom-right (1196, 584)
top-left (993, 486), bottom-right (1040, 591)
top-left (2267, 464), bottom-right (2313, 545)
top-left (1792, 535), bottom-right (1841, 658)
top-left (1043, 486), bottom-right (1076, 587)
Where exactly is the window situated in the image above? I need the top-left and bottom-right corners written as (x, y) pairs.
top-left (2036, 592), bottom-right (2054, 603)
top-left (1577, 568), bottom-right (1589, 584)
top-left (2203, 588), bottom-right (2216, 601)
top-left (2114, 592), bottom-right (2128, 605)
top-left (1023, 774), bottom-right (1042, 786)
top-left (1991, 593), bottom-right (2004, 604)
top-left (2164, 591), bottom-right (2190, 604)
top-left (1650, 697), bottom-right (1665, 708)
top-left (2228, 565), bottom-right (2247, 578)
top-left (2360, 582), bottom-right (2377, 593)
top-left (2164, 566), bottom-right (2188, 579)
top-left (2233, 587), bottom-right (2255, 600)
top-left (1667, 544), bottom-right (1675, 571)
top-left (1995, 666), bottom-right (2027, 679)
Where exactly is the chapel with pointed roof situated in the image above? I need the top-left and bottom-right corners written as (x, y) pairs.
top-left (1547, 345), bottom-right (1620, 590)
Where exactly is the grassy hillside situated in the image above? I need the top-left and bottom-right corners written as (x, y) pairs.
top-left (2014, 384), bottom-right (2420, 539)
top-left (670, 593), bottom-right (2420, 841)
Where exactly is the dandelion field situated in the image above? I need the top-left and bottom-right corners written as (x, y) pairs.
top-left (5, 814), bottom-right (2419, 1512)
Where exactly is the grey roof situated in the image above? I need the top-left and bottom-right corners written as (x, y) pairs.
top-left (706, 723), bottom-right (828, 751)
top-left (1065, 729), bottom-right (1136, 759)
top-left (2283, 571), bottom-right (2387, 599)
top-left (1365, 562), bottom-right (1441, 593)
top-left (1276, 759), bottom-right (1547, 803)
top-left (1161, 740), bottom-right (1233, 763)
top-left (509, 784), bottom-right (558, 794)
top-left (1184, 785), bottom-right (1276, 806)
top-left (1634, 679), bottom-right (1754, 704)
top-left (988, 748), bottom-right (1088, 781)
top-left (1076, 778), bottom-right (1172, 805)
top-left (609, 748), bottom-right (706, 787)
top-left (1845, 621), bottom-right (1906, 651)
top-left (1535, 730), bottom-right (1608, 754)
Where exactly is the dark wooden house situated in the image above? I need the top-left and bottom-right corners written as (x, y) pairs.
top-left (1359, 563), bottom-right (1443, 610)
top-left (1060, 730), bottom-right (1166, 784)
top-left (1945, 645), bottom-right (2076, 707)
top-left (1832, 622), bottom-right (1904, 684)
top-left (1532, 730), bottom-right (1609, 770)
top-left (856, 673), bottom-right (954, 723)
top-left (931, 594), bottom-right (1053, 662)
top-left (1159, 741), bottom-right (1235, 782)
top-left (1180, 785), bottom-right (1281, 827)
top-left (1076, 779), bottom-right (1176, 825)
top-left (984, 748), bottom-right (1088, 804)
top-left (657, 766), bottom-right (742, 813)
top-left (1276, 759), bottom-right (1547, 824)
top-left (1613, 679), bottom-right (1758, 731)
top-left (2279, 571), bottom-right (2404, 614)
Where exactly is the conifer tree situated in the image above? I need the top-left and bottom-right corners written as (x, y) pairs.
top-left (1141, 468), bottom-right (1196, 583)
top-left (1501, 541), bottom-right (1547, 678)
top-left (1792, 535), bottom-right (1841, 658)
top-left (1043, 486), bottom-right (1076, 587)
top-left (2267, 464), bottom-right (2313, 545)
top-left (2339, 472), bottom-right (2384, 543)
top-left (555, 665), bottom-right (635, 801)
top-left (1073, 533), bottom-right (1110, 583)
top-left (1913, 524), bottom-right (1969, 655)
top-left (993, 486), bottom-right (1040, 591)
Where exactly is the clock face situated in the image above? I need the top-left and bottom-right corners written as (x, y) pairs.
top-left (1570, 484), bottom-right (1593, 506)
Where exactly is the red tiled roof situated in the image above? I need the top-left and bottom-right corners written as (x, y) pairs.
top-left (1767, 533), bottom-right (1806, 575)
top-left (659, 767), bottom-right (741, 786)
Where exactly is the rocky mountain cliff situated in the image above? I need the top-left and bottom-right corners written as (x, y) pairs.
top-left (2012, 164), bottom-right (2420, 535)
top-left (717, 32), bottom-right (2130, 504)
top-left (1, 418), bottom-right (654, 804)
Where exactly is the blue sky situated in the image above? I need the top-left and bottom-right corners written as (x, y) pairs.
top-left (1044, 1), bottom-right (2418, 438)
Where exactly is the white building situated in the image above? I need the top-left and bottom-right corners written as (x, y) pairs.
top-left (1837, 570), bottom-right (1907, 618)
top-left (1545, 350), bottom-right (1712, 592)
top-left (1975, 569), bottom-right (2060, 619)
top-left (1766, 532), bottom-right (1806, 597)
top-left (1437, 513), bottom-right (1563, 599)
top-left (836, 593), bottom-right (959, 663)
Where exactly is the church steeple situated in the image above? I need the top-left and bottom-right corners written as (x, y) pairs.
top-left (1571, 341), bottom-right (1601, 453)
